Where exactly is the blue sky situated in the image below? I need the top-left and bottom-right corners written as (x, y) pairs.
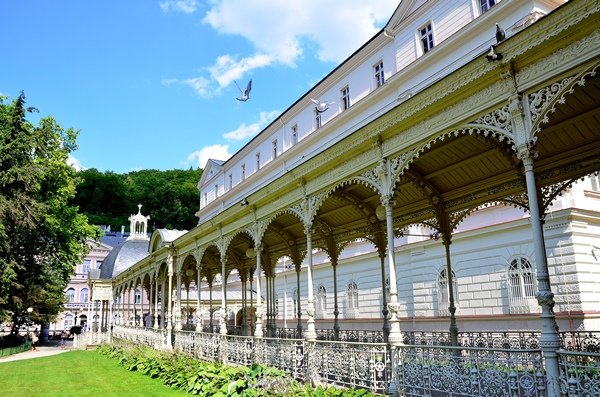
top-left (1, 1), bottom-right (397, 173)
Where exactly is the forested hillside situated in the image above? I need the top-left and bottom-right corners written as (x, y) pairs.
top-left (73, 168), bottom-right (202, 232)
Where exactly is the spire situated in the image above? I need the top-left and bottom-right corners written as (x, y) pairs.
top-left (127, 204), bottom-right (150, 240)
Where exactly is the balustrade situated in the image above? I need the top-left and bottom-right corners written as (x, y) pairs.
top-left (393, 344), bottom-right (545, 397)
top-left (109, 327), bottom-right (600, 396)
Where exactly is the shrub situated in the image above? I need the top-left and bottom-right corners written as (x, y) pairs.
top-left (97, 343), bottom-right (377, 396)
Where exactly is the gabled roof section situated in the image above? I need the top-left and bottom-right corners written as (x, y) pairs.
top-left (149, 228), bottom-right (188, 254)
top-left (386, 0), bottom-right (422, 33)
top-left (198, 159), bottom-right (225, 189)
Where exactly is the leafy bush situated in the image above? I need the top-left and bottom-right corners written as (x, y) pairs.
top-left (97, 343), bottom-right (376, 396)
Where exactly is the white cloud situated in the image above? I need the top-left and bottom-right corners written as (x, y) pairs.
top-left (67, 154), bottom-right (83, 171)
top-left (209, 54), bottom-right (272, 88)
top-left (223, 110), bottom-right (279, 141)
top-left (162, 76), bottom-right (216, 98)
top-left (160, 0), bottom-right (198, 14)
top-left (166, 1), bottom-right (397, 97)
top-left (186, 144), bottom-right (232, 168)
top-left (202, 1), bottom-right (395, 66)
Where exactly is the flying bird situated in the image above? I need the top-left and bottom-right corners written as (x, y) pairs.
top-left (495, 23), bottom-right (506, 43)
top-left (310, 98), bottom-right (334, 113)
top-left (234, 79), bottom-right (252, 102)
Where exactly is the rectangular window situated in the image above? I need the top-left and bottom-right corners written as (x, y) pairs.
top-left (96, 260), bottom-right (102, 269)
top-left (228, 173), bottom-right (232, 190)
top-left (291, 124), bottom-right (298, 146)
top-left (314, 109), bottom-right (322, 130)
top-left (272, 139), bottom-right (278, 160)
top-left (255, 152), bottom-right (260, 170)
top-left (374, 61), bottom-right (384, 88)
top-left (341, 86), bottom-right (350, 111)
top-left (420, 23), bottom-right (434, 54)
top-left (82, 259), bottom-right (91, 273)
top-left (480, 0), bottom-right (497, 13)
top-left (241, 164), bottom-right (246, 180)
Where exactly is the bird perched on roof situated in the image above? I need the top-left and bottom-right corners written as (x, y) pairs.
top-left (234, 79), bottom-right (252, 101)
top-left (310, 97), bottom-right (334, 113)
top-left (496, 23), bottom-right (506, 43)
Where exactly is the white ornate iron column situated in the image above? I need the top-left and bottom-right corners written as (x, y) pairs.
top-left (378, 247), bottom-right (389, 342)
top-left (196, 262), bottom-right (203, 332)
top-left (254, 243), bottom-right (264, 337)
top-left (175, 269), bottom-right (182, 331)
top-left (520, 146), bottom-right (561, 396)
top-left (166, 254), bottom-right (174, 349)
top-left (295, 261), bottom-right (302, 336)
top-left (219, 256), bottom-right (228, 335)
top-left (509, 89), bottom-right (561, 395)
top-left (382, 198), bottom-right (401, 344)
top-left (442, 236), bottom-right (458, 346)
top-left (153, 276), bottom-right (159, 329)
top-left (304, 226), bottom-right (316, 341)
top-left (332, 259), bottom-right (340, 338)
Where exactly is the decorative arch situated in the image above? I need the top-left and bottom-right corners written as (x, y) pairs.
top-left (529, 62), bottom-right (600, 139)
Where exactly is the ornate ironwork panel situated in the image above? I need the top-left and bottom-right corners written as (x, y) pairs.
top-left (261, 337), bottom-right (306, 382)
top-left (394, 345), bottom-right (544, 397)
top-left (223, 334), bottom-right (255, 366)
top-left (558, 351), bottom-right (600, 397)
top-left (307, 340), bottom-right (389, 394)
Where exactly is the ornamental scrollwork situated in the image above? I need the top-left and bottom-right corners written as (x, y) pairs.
top-left (474, 104), bottom-right (513, 133)
top-left (528, 76), bottom-right (575, 124)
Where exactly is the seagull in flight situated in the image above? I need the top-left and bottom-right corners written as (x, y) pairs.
top-left (310, 98), bottom-right (334, 113)
top-left (234, 79), bottom-right (252, 101)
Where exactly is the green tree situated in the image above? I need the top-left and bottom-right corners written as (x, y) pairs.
top-left (75, 168), bottom-right (202, 232)
top-left (0, 92), bottom-right (100, 331)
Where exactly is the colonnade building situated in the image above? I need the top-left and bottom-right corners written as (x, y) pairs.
top-left (84, 1), bottom-right (600, 396)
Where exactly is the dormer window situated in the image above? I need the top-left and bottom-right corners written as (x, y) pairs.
top-left (420, 23), bottom-right (434, 54)
top-left (374, 61), bottom-right (384, 88)
top-left (341, 86), bottom-right (350, 111)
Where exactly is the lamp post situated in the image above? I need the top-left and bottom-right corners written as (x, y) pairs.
top-left (26, 307), bottom-right (33, 343)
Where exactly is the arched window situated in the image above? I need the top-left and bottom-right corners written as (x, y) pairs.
top-left (316, 285), bottom-right (326, 319)
top-left (508, 256), bottom-right (538, 314)
top-left (134, 288), bottom-right (142, 304)
top-left (65, 288), bottom-right (75, 303)
top-left (64, 314), bottom-right (74, 328)
top-left (346, 282), bottom-right (359, 318)
top-left (437, 268), bottom-right (457, 316)
top-left (80, 288), bottom-right (89, 303)
top-left (509, 257), bottom-right (535, 298)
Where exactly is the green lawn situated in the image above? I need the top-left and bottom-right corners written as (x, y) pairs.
top-left (0, 350), bottom-right (189, 397)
